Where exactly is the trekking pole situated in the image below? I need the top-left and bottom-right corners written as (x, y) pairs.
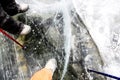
top-left (87, 69), bottom-right (120, 80)
top-left (0, 28), bottom-right (25, 49)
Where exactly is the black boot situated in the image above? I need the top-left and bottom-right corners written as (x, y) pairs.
top-left (0, 0), bottom-right (29, 16)
top-left (0, 4), bottom-right (31, 35)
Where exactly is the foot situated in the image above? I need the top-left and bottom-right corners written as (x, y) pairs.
top-left (45, 58), bottom-right (57, 75)
top-left (18, 3), bottom-right (29, 13)
top-left (20, 25), bottom-right (31, 35)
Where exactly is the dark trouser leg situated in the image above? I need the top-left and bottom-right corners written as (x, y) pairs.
top-left (0, 0), bottom-right (20, 16)
top-left (0, 4), bottom-right (23, 34)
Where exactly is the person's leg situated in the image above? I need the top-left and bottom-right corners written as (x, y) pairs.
top-left (0, 4), bottom-right (31, 35)
top-left (30, 58), bottom-right (57, 80)
top-left (0, 0), bottom-right (29, 16)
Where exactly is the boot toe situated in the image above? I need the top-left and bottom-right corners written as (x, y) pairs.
top-left (45, 58), bottom-right (57, 74)
top-left (20, 25), bottom-right (31, 35)
top-left (19, 3), bottom-right (29, 13)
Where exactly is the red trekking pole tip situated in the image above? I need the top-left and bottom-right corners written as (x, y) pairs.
top-left (0, 28), bottom-right (25, 50)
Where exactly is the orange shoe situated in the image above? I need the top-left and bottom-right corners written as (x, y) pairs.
top-left (45, 58), bottom-right (57, 75)
top-left (30, 58), bottom-right (57, 80)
